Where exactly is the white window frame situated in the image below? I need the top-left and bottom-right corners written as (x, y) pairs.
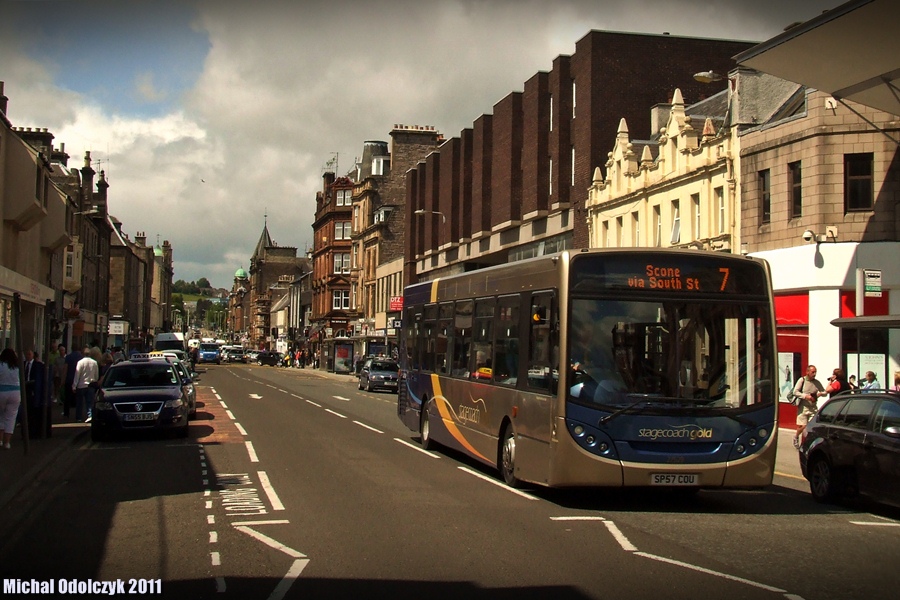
top-left (670, 200), bottom-right (681, 244)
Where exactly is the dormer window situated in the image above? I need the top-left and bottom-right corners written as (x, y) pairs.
top-left (375, 207), bottom-right (393, 224)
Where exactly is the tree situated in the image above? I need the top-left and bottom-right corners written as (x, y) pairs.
top-left (197, 277), bottom-right (211, 289)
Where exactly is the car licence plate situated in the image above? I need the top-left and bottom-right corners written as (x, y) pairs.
top-left (650, 473), bottom-right (698, 486)
top-left (124, 413), bottom-right (156, 422)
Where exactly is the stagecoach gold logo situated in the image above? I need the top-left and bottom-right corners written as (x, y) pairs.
top-left (638, 425), bottom-right (713, 441)
top-left (459, 405), bottom-right (481, 424)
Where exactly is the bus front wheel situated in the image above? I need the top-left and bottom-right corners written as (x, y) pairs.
top-left (420, 399), bottom-right (435, 450)
top-left (500, 424), bottom-right (522, 488)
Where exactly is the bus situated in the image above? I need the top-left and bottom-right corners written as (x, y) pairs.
top-left (397, 248), bottom-right (778, 489)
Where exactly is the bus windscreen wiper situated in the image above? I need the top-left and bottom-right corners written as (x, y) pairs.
top-left (598, 394), bottom-right (684, 425)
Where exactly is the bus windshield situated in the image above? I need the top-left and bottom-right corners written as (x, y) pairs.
top-left (568, 298), bottom-right (774, 410)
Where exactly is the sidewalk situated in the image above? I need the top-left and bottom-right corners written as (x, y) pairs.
top-left (0, 402), bottom-right (91, 509)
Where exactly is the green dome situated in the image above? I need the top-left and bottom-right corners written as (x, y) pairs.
top-left (235, 267), bottom-right (248, 279)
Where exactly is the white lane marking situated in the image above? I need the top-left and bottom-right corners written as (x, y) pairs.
top-left (215, 577), bottom-right (226, 593)
top-left (233, 526), bottom-right (306, 558)
top-left (353, 421), bottom-right (384, 434)
top-left (209, 531), bottom-right (218, 543)
top-left (604, 521), bottom-right (638, 552)
top-left (207, 515), bottom-right (215, 525)
top-left (258, 470), bottom-right (285, 511)
top-left (634, 551), bottom-right (788, 594)
top-left (220, 401), bottom-right (228, 409)
top-left (235, 423), bottom-right (248, 436)
top-left (325, 409), bottom-right (347, 419)
top-left (305, 399), bottom-right (322, 407)
top-left (250, 394), bottom-right (263, 399)
top-left (333, 395), bottom-right (350, 402)
top-left (231, 520), bottom-right (290, 526)
top-left (204, 490), bottom-right (211, 497)
top-left (269, 559), bottom-right (310, 600)
top-left (245, 441), bottom-right (260, 463)
top-left (850, 521), bottom-right (900, 527)
top-left (278, 389), bottom-right (288, 394)
top-left (210, 551), bottom-right (221, 566)
top-left (551, 516), bottom-right (607, 521)
top-left (267, 384), bottom-right (278, 389)
top-left (291, 394), bottom-right (304, 400)
top-left (205, 500), bottom-right (213, 509)
top-left (457, 466), bottom-right (538, 500)
top-left (394, 438), bottom-right (440, 458)
top-left (226, 410), bottom-right (236, 420)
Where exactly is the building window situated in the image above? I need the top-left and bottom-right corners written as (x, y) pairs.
top-left (670, 200), bottom-right (681, 244)
top-left (332, 290), bottom-right (350, 310)
top-left (845, 153), bottom-right (874, 212)
top-left (616, 216), bottom-right (623, 247)
top-left (632, 211), bottom-right (640, 246)
top-left (549, 158), bottom-right (553, 196)
top-left (602, 221), bottom-right (609, 248)
top-left (691, 193), bottom-right (700, 240)
top-left (653, 206), bottom-right (661, 247)
top-left (572, 80), bottom-right (576, 119)
top-left (549, 95), bottom-right (553, 132)
top-left (335, 221), bottom-right (351, 240)
top-left (715, 186), bottom-right (725, 234)
top-left (336, 189), bottom-right (352, 206)
top-left (570, 146), bottom-right (575, 187)
top-left (334, 253), bottom-right (350, 274)
top-left (788, 161), bottom-right (802, 219)
top-left (759, 170), bottom-right (771, 224)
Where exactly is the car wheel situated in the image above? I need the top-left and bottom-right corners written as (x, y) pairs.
top-left (176, 422), bottom-right (190, 439)
top-left (358, 377), bottom-right (363, 390)
top-left (500, 423), bottom-right (522, 488)
top-left (257, 359), bottom-right (263, 366)
top-left (420, 399), bottom-right (436, 450)
top-left (365, 378), bottom-right (373, 392)
top-left (808, 456), bottom-right (837, 503)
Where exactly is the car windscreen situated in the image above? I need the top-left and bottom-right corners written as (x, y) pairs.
top-left (372, 362), bottom-right (399, 372)
top-left (200, 344), bottom-right (219, 352)
top-left (104, 364), bottom-right (179, 388)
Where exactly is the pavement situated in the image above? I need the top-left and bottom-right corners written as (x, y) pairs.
top-left (0, 370), bottom-right (808, 511)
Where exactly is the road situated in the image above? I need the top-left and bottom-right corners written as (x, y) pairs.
top-left (1, 364), bottom-right (897, 600)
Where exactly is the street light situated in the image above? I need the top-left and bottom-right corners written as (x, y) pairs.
top-left (414, 209), bottom-right (446, 223)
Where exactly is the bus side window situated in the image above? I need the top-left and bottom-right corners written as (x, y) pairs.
top-left (493, 296), bottom-right (519, 385)
top-left (422, 304), bottom-right (438, 371)
top-left (471, 299), bottom-right (494, 381)
top-left (528, 292), bottom-right (554, 391)
top-left (452, 300), bottom-right (473, 377)
top-left (437, 303), bottom-right (454, 375)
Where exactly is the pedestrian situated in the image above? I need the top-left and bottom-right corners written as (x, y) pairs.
top-left (24, 350), bottom-right (48, 438)
top-left (893, 371), bottom-right (900, 392)
top-left (848, 374), bottom-right (858, 389)
top-left (62, 346), bottom-right (82, 419)
top-left (73, 347), bottom-right (100, 422)
top-left (790, 364), bottom-right (825, 450)
top-left (51, 344), bottom-right (66, 403)
top-left (0, 348), bottom-right (21, 449)
top-left (860, 370), bottom-right (880, 392)
top-left (821, 367), bottom-right (850, 399)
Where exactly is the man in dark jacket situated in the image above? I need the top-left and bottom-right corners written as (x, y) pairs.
top-left (24, 350), bottom-right (48, 437)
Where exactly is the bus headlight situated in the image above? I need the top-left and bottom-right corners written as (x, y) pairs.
top-left (573, 425), bottom-right (585, 436)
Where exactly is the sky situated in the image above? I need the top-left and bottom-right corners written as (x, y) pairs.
top-left (1, 0), bottom-right (841, 289)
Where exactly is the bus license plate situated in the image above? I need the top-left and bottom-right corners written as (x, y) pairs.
top-left (650, 473), bottom-right (698, 486)
top-left (124, 413), bottom-right (156, 422)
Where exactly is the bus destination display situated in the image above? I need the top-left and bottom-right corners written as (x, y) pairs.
top-left (571, 254), bottom-right (768, 296)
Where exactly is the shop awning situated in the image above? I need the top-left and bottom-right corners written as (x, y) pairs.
top-left (830, 314), bottom-right (900, 329)
top-left (735, 0), bottom-right (900, 119)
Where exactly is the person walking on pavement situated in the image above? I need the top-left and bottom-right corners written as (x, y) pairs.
top-left (62, 346), bottom-right (82, 420)
top-left (73, 347), bottom-right (100, 423)
top-left (24, 350), bottom-right (48, 438)
top-left (790, 364), bottom-right (824, 450)
top-left (0, 348), bottom-right (22, 449)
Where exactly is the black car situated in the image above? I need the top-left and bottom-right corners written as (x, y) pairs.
top-left (256, 351), bottom-right (283, 366)
top-left (358, 358), bottom-right (400, 393)
top-left (800, 389), bottom-right (900, 507)
top-left (91, 355), bottom-right (194, 441)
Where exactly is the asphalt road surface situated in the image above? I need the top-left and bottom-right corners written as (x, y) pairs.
top-left (1, 364), bottom-right (897, 600)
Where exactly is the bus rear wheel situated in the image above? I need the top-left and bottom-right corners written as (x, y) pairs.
top-left (420, 399), bottom-right (435, 450)
top-left (500, 424), bottom-right (522, 488)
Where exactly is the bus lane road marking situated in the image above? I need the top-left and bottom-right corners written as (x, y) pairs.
top-left (457, 466), bottom-right (538, 500)
top-left (394, 437), bottom-right (441, 458)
